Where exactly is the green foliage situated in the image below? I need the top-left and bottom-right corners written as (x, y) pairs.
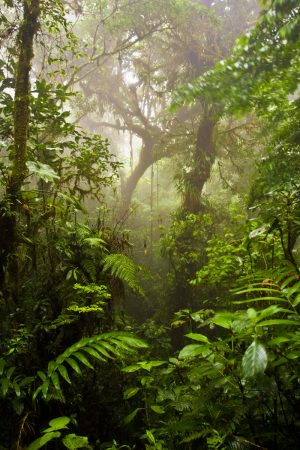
top-left (172, 0), bottom-right (300, 119)
top-left (27, 416), bottom-right (91, 450)
top-left (33, 332), bottom-right (148, 401)
top-left (102, 253), bottom-right (146, 296)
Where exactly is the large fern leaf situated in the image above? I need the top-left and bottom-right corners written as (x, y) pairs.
top-left (102, 253), bottom-right (145, 296)
top-left (33, 332), bottom-right (148, 401)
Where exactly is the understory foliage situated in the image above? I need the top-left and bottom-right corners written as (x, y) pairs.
top-left (0, 0), bottom-right (299, 449)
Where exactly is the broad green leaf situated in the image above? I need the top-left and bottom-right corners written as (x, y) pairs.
top-left (242, 341), bottom-right (268, 378)
top-left (62, 434), bottom-right (89, 449)
top-left (212, 312), bottom-right (237, 329)
top-left (179, 344), bottom-right (209, 359)
top-left (26, 161), bottom-right (59, 182)
top-left (185, 333), bottom-right (209, 343)
top-left (150, 405), bottom-right (165, 414)
top-left (47, 417), bottom-right (71, 431)
top-left (27, 431), bottom-right (61, 450)
top-left (123, 408), bottom-right (142, 425)
top-left (137, 361), bottom-right (166, 372)
top-left (123, 387), bottom-right (140, 400)
top-left (122, 365), bottom-right (141, 373)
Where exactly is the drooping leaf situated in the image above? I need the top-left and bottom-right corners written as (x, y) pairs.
top-left (123, 408), bottom-right (142, 425)
top-left (26, 431), bottom-right (61, 450)
top-left (242, 341), bottom-right (268, 378)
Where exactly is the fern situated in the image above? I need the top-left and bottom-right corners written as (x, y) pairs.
top-left (33, 332), bottom-right (148, 401)
top-left (102, 253), bottom-right (145, 296)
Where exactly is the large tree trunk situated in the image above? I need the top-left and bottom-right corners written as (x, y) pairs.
top-left (0, 0), bottom-right (41, 287)
top-left (182, 114), bottom-right (216, 213)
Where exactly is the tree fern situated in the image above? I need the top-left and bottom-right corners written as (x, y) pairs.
top-left (33, 332), bottom-right (148, 401)
top-left (102, 253), bottom-right (146, 296)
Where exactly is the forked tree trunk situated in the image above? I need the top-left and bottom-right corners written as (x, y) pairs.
top-left (119, 139), bottom-right (156, 219)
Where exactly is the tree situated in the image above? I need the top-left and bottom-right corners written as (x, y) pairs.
top-left (65, 0), bottom-right (258, 215)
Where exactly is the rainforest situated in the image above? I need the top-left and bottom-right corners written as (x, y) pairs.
top-left (0, 0), bottom-right (299, 449)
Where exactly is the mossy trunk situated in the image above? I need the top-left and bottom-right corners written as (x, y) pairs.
top-left (182, 114), bottom-right (216, 213)
top-left (0, 0), bottom-right (41, 287)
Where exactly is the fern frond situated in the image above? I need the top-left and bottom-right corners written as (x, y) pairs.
top-left (102, 253), bottom-right (145, 296)
top-left (33, 332), bottom-right (148, 401)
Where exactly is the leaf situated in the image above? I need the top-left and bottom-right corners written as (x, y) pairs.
top-left (212, 312), bottom-right (237, 328)
top-left (41, 381), bottom-right (50, 399)
top-left (179, 344), bottom-right (209, 359)
top-left (185, 333), bottom-right (209, 343)
top-left (27, 431), bottom-right (61, 450)
top-left (150, 405), bottom-right (165, 414)
top-left (123, 408), bottom-right (142, 425)
top-left (137, 361), bottom-right (166, 372)
top-left (123, 387), bottom-right (140, 399)
top-left (242, 341), bottom-right (268, 378)
top-left (47, 417), bottom-right (71, 431)
top-left (62, 434), bottom-right (89, 449)
top-left (26, 161), bottom-right (59, 182)
top-left (0, 358), bottom-right (6, 375)
top-left (146, 430), bottom-right (156, 444)
top-left (58, 365), bottom-right (71, 384)
top-left (51, 372), bottom-right (62, 393)
top-left (13, 381), bottom-right (21, 397)
top-left (122, 365), bottom-right (141, 373)
top-left (2, 378), bottom-right (9, 396)
top-left (82, 346), bottom-right (106, 362)
top-left (66, 358), bottom-right (82, 375)
top-left (73, 352), bottom-right (94, 369)
top-left (257, 319), bottom-right (299, 327)
top-left (249, 225), bottom-right (268, 239)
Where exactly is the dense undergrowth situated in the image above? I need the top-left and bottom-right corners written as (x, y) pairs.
top-left (0, 0), bottom-right (299, 449)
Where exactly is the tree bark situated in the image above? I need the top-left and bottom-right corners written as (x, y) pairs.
top-left (182, 114), bottom-right (216, 213)
top-left (0, 0), bottom-right (41, 287)
top-left (119, 139), bottom-right (156, 218)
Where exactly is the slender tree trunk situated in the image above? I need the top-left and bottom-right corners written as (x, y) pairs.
top-left (0, 0), bottom-right (41, 287)
top-left (119, 139), bottom-right (155, 218)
